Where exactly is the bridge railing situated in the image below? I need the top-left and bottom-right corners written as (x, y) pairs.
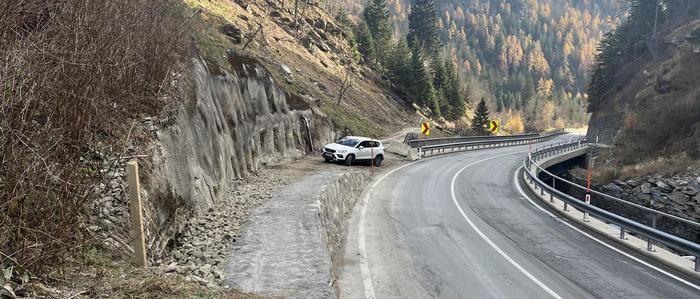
top-left (416, 131), bottom-right (566, 157)
top-left (523, 140), bottom-right (700, 271)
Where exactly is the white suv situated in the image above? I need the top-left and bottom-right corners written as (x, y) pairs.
top-left (322, 136), bottom-right (385, 166)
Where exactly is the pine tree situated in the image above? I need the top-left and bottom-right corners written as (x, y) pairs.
top-left (443, 60), bottom-right (465, 120)
top-left (410, 40), bottom-right (440, 116)
top-left (355, 22), bottom-right (376, 64)
top-left (408, 0), bottom-right (440, 57)
top-left (496, 96), bottom-right (504, 113)
top-left (472, 98), bottom-right (490, 135)
top-left (386, 37), bottom-right (412, 94)
top-left (363, 0), bottom-right (393, 63)
top-left (433, 58), bottom-right (447, 90)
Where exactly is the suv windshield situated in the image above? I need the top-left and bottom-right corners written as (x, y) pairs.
top-left (336, 138), bottom-right (360, 147)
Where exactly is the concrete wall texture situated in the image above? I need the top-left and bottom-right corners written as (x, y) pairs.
top-left (142, 58), bottom-right (336, 256)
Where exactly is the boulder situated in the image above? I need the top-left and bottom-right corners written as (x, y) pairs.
top-left (656, 180), bottom-right (669, 189)
top-left (280, 64), bottom-right (292, 76)
top-left (641, 183), bottom-right (652, 194)
top-left (670, 191), bottom-right (689, 205)
top-left (318, 31), bottom-right (329, 41)
top-left (219, 24), bottom-right (242, 44)
top-left (314, 18), bottom-right (326, 30)
top-left (603, 183), bottom-right (624, 195)
top-left (317, 41), bottom-right (331, 52)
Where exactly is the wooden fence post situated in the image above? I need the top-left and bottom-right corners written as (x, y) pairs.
top-left (126, 161), bottom-right (148, 268)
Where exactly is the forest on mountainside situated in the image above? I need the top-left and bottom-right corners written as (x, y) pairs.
top-left (334, 0), bottom-right (624, 132)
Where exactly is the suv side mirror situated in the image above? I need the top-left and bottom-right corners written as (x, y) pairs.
top-left (358, 146), bottom-right (364, 150)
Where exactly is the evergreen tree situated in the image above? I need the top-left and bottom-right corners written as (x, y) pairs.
top-left (386, 37), bottom-right (413, 94)
top-left (408, 0), bottom-right (440, 57)
top-left (433, 58), bottom-right (447, 90)
top-left (363, 0), bottom-right (393, 63)
top-left (472, 98), bottom-right (490, 135)
top-left (410, 40), bottom-right (440, 116)
top-left (443, 59), bottom-right (465, 120)
top-left (355, 22), bottom-right (376, 64)
top-left (496, 96), bottom-right (504, 113)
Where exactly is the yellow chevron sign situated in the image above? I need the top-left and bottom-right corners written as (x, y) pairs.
top-left (489, 119), bottom-right (500, 134)
top-left (421, 122), bottom-right (430, 136)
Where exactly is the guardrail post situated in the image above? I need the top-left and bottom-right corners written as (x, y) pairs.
top-left (550, 178), bottom-right (555, 203)
top-left (647, 214), bottom-right (658, 251)
top-left (563, 202), bottom-right (569, 212)
top-left (619, 227), bottom-right (626, 240)
top-left (695, 257), bottom-right (699, 272)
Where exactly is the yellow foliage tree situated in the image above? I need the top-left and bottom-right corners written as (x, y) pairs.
top-left (505, 111), bottom-right (525, 133)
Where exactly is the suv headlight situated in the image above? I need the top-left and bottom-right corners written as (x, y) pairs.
top-left (337, 149), bottom-right (347, 153)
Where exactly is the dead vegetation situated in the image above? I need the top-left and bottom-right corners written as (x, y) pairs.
top-left (593, 152), bottom-right (697, 184)
top-left (0, 0), bottom-right (191, 279)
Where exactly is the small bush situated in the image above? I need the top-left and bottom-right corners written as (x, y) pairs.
top-left (0, 0), bottom-right (191, 274)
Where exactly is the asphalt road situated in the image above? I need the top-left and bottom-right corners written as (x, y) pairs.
top-left (337, 136), bottom-right (700, 298)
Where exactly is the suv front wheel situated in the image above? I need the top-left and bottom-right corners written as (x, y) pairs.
top-left (344, 154), bottom-right (355, 166)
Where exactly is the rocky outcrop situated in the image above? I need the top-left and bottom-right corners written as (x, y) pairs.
top-left (601, 172), bottom-right (700, 243)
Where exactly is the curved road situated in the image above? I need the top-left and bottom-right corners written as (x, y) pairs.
top-left (338, 136), bottom-right (700, 298)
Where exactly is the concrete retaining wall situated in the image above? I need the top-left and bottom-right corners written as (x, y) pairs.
top-left (139, 57), bottom-right (337, 257)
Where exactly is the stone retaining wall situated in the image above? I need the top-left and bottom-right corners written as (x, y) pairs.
top-left (316, 170), bottom-right (370, 284)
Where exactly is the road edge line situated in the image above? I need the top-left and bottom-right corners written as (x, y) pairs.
top-left (514, 167), bottom-right (700, 291)
top-left (358, 159), bottom-right (427, 299)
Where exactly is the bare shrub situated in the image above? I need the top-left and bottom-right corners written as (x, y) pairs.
top-left (0, 0), bottom-right (191, 274)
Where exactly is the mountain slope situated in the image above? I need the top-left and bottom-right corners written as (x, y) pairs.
top-left (586, 0), bottom-right (700, 164)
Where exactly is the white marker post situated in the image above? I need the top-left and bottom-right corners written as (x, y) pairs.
top-left (584, 158), bottom-right (593, 222)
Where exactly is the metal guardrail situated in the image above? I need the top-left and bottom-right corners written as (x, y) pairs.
top-left (408, 132), bottom-right (542, 148)
top-left (416, 132), bottom-right (566, 157)
top-left (523, 140), bottom-right (700, 271)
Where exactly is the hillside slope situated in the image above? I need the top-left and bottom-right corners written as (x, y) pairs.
top-left (185, 0), bottom-right (416, 137)
top-left (587, 2), bottom-right (700, 164)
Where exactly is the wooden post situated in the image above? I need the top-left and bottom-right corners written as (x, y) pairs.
top-left (126, 161), bottom-right (148, 268)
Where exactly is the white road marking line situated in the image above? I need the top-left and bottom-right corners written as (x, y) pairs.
top-left (513, 166), bottom-right (700, 292)
top-left (358, 159), bottom-right (426, 299)
top-left (450, 153), bottom-right (564, 299)
top-left (357, 139), bottom-right (560, 298)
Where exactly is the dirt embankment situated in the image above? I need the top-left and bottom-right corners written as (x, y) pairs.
top-left (587, 17), bottom-right (700, 165)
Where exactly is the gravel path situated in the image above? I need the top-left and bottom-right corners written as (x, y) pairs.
top-left (155, 157), bottom-right (365, 288)
top-left (225, 171), bottom-right (345, 298)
